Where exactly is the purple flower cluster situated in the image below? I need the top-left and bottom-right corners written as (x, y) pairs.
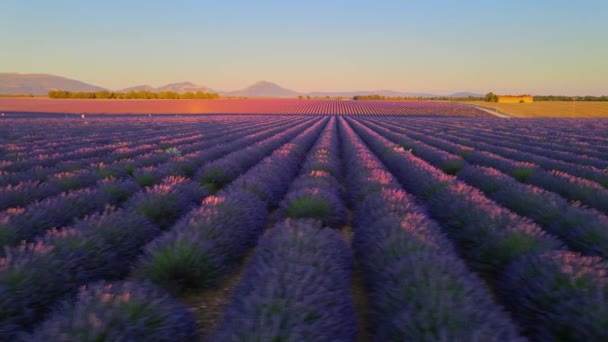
top-left (361, 119), bottom-right (608, 259)
top-left (0, 187), bottom-right (113, 250)
top-left (0, 180), bottom-right (61, 211)
top-left (213, 219), bottom-right (356, 341)
top-left (340, 119), bottom-right (523, 340)
top-left (350, 117), bottom-right (608, 339)
top-left (124, 177), bottom-right (206, 230)
top-left (132, 190), bottom-right (267, 293)
top-left (373, 117), bottom-right (608, 216)
top-left (197, 118), bottom-right (321, 193)
top-left (457, 164), bottom-right (608, 258)
top-left (362, 119), bottom-right (466, 175)
top-left (228, 119), bottom-right (329, 206)
top-left (528, 169), bottom-right (608, 215)
top-left (349, 117), bottom-right (564, 274)
top-left (133, 120), bottom-right (327, 294)
top-left (0, 209), bottom-right (160, 339)
top-left (413, 119), bottom-right (608, 187)
top-left (278, 118), bottom-right (347, 227)
top-left (96, 177), bottom-right (141, 204)
top-left (24, 281), bottom-right (197, 341)
top-left (500, 251), bottom-right (608, 340)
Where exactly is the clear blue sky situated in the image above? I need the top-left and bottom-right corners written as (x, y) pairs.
top-left (2, 0), bottom-right (607, 95)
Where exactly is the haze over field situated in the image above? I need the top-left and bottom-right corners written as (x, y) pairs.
top-left (2, 0), bottom-right (607, 96)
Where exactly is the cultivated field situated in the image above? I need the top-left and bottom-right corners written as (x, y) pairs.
top-left (1, 111), bottom-right (608, 341)
top-left (465, 100), bottom-right (608, 118)
top-left (0, 98), bottom-right (491, 116)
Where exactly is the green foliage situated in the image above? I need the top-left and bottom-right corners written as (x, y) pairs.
top-left (484, 92), bottom-right (498, 102)
top-left (200, 169), bottom-right (230, 194)
top-left (48, 89), bottom-right (220, 99)
top-left (534, 95), bottom-right (608, 101)
top-left (353, 94), bottom-right (485, 101)
top-left (286, 196), bottom-right (331, 220)
top-left (511, 168), bottom-right (535, 183)
top-left (0, 93), bottom-right (34, 98)
top-left (441, 159), bottom-right (465, 175)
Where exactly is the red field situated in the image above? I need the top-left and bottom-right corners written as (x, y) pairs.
top-left (0, 98), bottom-right (490, 116)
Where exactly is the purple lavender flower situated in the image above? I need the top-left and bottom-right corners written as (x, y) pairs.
top-left (214, 219), bottom-right (356, 341)
top-left (24, 281), bottom-right (197, 341)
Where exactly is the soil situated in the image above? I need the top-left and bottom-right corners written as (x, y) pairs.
top-left (340, 214), bottom-right (373, 342)
top-left (180, 249), bottom-right (255, 341)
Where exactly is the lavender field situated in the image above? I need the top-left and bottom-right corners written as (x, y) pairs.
top-left (1, 114), bottom-right (608, 341)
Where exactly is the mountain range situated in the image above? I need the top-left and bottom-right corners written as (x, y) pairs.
top-left (0, 73), bottom-right (483, 98)
top-left (0, 73), bottom-right (106, 94)
top-left (119, 82), bottom-right (214, 94)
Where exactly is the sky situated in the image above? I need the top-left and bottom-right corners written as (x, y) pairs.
top-left (1, 0), bottom-right (607, 95)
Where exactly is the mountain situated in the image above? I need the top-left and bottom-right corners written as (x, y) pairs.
top-left (119, 85), bottom-right (157, 92)
top-left (448, 92), bottom-right (484, 98)
top-left (157, 82), bottom-right (215, 93)
top-left (118, 82), bottom-right (215, 94)
top-left (224, 81), bottom-right (300, 98)
top-left (0, 72), bottom-right (106, 95)
top-left (1, 72), bottom-right (484, 98)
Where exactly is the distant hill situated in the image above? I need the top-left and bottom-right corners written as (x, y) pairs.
top-left (448, 92), bottom-right (484, 98)
top-left (119, 85), bottom-right (157, 92)
top-left (120, 82), bottom-right (215, 94)
top-left (1, 72), bottom-right (485, 98)
top-left (224, 81), bottom-right (300, 98)
top-left (158, 82), bottom-right (215, 93)
top-left (0, 73), bottom-right (106, 95)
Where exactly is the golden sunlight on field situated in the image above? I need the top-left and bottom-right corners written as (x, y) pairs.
top-left (464, 101), bottom-right (608, 118)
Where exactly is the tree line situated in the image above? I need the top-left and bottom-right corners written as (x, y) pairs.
top-left (0, 94), bottom-right (35, 98)
top-left (48, 90), bottom-right (220, 99)
top-left (533, 95), bottom-right (608, 101)
top-left (353, 94), bottom-right (484, 101)
top-left (352, 93), bottom-right (608, 102)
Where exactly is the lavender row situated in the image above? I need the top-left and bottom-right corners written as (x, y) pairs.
top-left (0, 115), bottom-right (275, 165)
top-left (197, 118), bottom-right (321, 193)
top-left (372, 119), bottom-right (608, 216)
top-left (0, 119), bottom-right (309, 249)
top-left (457, 166), bottom-right (608, 257)
top-left (456, 118), bottom-right (608, 160)
top-left (0, 177), bottom-right (206, 338)
top-left (349, 116), bottom-right (557, 272)
top-left (118, 116), bottom-right (306, 187)
top-left (0, 116), bottom-right (296, 189)
top-left (0, 179), bottom-right (141, 251)
top-left (102, 116), bottom-right (306, 188)
top-left (0, 115), bottom-right (294, 185)
top-left (0, 118), bottom-right (320, 338)
top-left (361, 119), bottom-right (608, 258)
top-left (340, 118), bottom-right (523, 340)
top-left (209, 120), bottom-right (354, 339)
top-left (132, 118), bottom-right (327, 295)
top-left (1, 119), bottom-right (312, 332)
top-left (399, 119), bottom-right (608, 187)
top-left (427, 120), bottom-right (608, 169)
top-left (0, 118), bottom-right (210, 173)
top-left (349, 118), bottom-right (608, 340)
top-left (499, 250), bottom-right (608, 340)
top-left (398, 117), bottom-right (608, 158)
top-left (277, 117), bottom-right (347, 227)
top-left (213, 219), bottom-right (356, 341)
top-left (22, 281), bottom-right (197, 342)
